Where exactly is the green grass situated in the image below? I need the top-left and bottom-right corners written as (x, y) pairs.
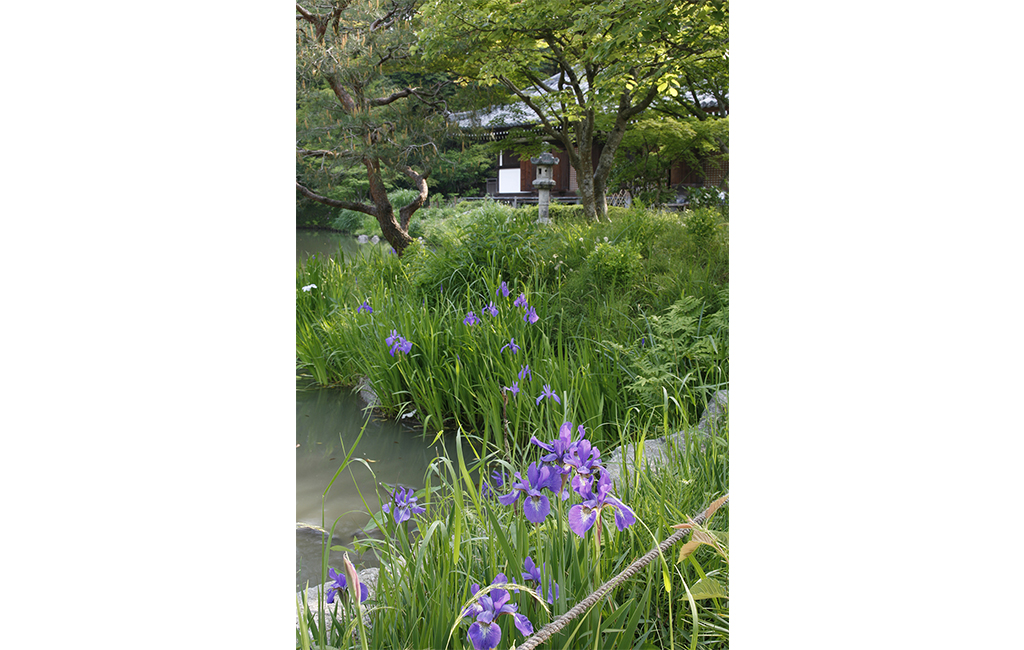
top-left (297, 201), bottom-right (729, 649)
top-left (298, 408), bottom-right (729, 650)
top-left (296, 201), bottom-right (729, 445)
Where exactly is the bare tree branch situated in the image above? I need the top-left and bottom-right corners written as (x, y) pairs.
top-left (296, 180), bottom-right (375, 215)
top-left (368, 2), bottom-right (402, 32)
top-left (296, 2), bottom-right (351, 42)
top-left (297, 148), bottom-right (339, 158)
top-left (368, 87), bottom-right (415, 107)
top-left (326, 73), bottom-right (357, 113)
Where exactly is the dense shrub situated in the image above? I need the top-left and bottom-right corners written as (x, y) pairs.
top-left (547, 203), bottom-right (586, 221)
top-left (425, 142), bottom-right (495, 197)
top-left (580, 241), bottom-right (642, 287)
top-left (297, 201), bottom-right (729, 438)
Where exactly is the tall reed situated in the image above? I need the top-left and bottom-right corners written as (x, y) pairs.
top-left (296, 202), bottom-right (729, 447)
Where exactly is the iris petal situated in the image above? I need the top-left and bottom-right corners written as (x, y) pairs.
top-left (468, 619), bottom-right (502, 650)
top-left (513, 612), bottom-right (534, 636)
top-left (496, 490), bottom-right (520, 506)
top-left (489, 583), bottom-right (510, 610)
top-left (529, 435), bottom-right (553, 453)
top-left (523, 493), bottom-right (550, 523)
top-left (568, 503), bottom-right (598, 537)
top-left (609, 498), bottom-right (637, 530)
top-left (522, 556), bottom-right (541, 584)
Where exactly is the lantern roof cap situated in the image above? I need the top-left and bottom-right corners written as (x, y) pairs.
top-left (530, 151), bottom-right (559, 166)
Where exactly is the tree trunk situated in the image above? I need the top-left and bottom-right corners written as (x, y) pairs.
top-left (294, 157), bottom-right (418, 256)
top-left (363, 156), bottom-right (414, 255)
top-left (591, 86), bottom-right (661, 220)
top-left (577, 166), bottom-right (598, 222)
top-left (398, 165), bottom-right (429, 232)
top-left (573, 115), bottom-right (603, 222)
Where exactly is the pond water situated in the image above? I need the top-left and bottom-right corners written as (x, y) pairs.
top-left (295, 230), bottom-right (446, 591)
top-left (296, 383), bottom-right (455, 589)
top-left (296, 228), bottom-right (385, 263)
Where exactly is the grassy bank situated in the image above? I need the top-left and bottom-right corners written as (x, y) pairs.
top-left (296, 200), bottom-right (729, 649)
top-left (296, 201), bottom-right (728, 451)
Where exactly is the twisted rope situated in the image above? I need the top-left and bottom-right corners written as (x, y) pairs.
top-left (516, 494), bottom-right (728, 650)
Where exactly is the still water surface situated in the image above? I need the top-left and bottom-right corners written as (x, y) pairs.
top-left (295, 231), bottom-right (444, 589)
top-left (296, 385), bottom-right (451, 535)
top-left (296, 384), bottom-right (454, 588)
top-left (296, 228), bottom-right (385, 263)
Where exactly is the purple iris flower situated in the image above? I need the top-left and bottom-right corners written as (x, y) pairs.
top-left (382, 486), bottom-right (426, 524)
top-left (497, 462), bottom-right (562, 523)
top-left (462, 573), bottom-right (533, 650)
top-left (483, 301), bottom-right (499, 317)
top-left (495, 471), bottom-right (523, 506)
top-left (530, 421), bottom-right (586, 499)
top-left (566, 438), bottom-right (603, 494)
top-left (357, 300), bottom-right (373, 314)
top-left (386, 330), bottom-right (412, 356)
top-left (502, 381), bottom-right (520, 397)
top-left (523, 306), bottom-right (539, 323)
top-left (513, 293), bottom-right (529, 309)
top-left (567, 470), bottom-right (636, 539)
top-left (531, 421), bottom-right (583, 469)
top-left (500, 337), bottom-right (520, 355)
top-left (482, 469), bottom-right (508, 499)
top-left (326, 567), bottom-right (368, 604)
top-left (388, 337), bottom-right (405, 356)
top-left (535, 384), bottom-right (560, 406)
top-left (464, 311), bottom-right (480, 326)
top-left (521, 556), bottom-right (543, 585)
top-left (518, 364), bottom-right (532, 382)
top-left (497, 281), bottom-right (510, 298)
top-left (522, 556), bottom-right (559, 604)
top-left (491, 469), bottom-right (507, 489)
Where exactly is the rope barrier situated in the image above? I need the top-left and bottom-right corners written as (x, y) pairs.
top-left (516, 494), bottom-right (728, 650)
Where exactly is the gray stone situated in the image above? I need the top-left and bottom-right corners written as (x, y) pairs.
top-left (603, 431), bottom-right (689, 489)
top-left (603, 390), bottom-right (727, 488)
top-left (355, 376), bottom-right (380, 409)
top-left (697, 389), bottom-right (729, 437)
top-left (297, 567), bottom-right (380, 638)
top-left (296, 523), bottom-right (383, 592)
top-left (296, 523), bottom-right (347, 591)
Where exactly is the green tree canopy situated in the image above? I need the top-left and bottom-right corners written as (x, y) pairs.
top-left (296, 0), bottom-right (454, 253)
top-left (418, 0), bottom-right (729, 220)
top-left (611, 115), bottom-right (728, 201)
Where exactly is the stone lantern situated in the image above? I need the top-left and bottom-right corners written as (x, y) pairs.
top-left (530, 150), bottom-right (559, 223)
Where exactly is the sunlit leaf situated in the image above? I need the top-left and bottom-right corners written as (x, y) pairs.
top-left (688, 576), bottom-right (728, 600)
